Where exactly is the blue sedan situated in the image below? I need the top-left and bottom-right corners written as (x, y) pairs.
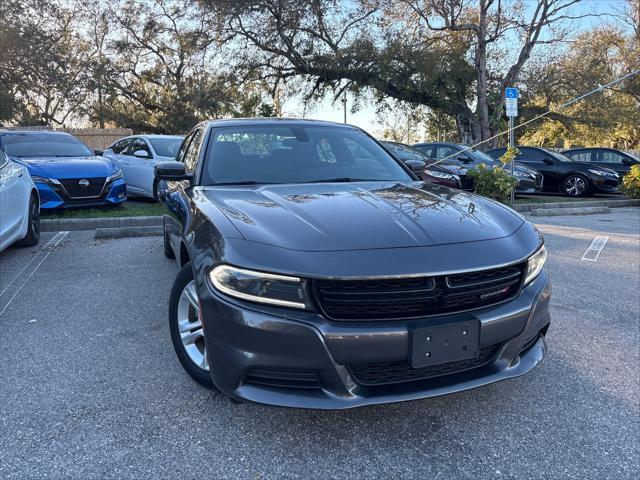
top-left (0, 130), bottom-right (126, 209)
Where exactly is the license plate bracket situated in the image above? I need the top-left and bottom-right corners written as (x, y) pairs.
top-left (411, 321), bottom-right (480, 369)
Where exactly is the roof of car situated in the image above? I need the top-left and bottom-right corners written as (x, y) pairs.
top-left (0, 129), bottom-right (73, 137)
top-left (202, 117), bottom-right (356, 129)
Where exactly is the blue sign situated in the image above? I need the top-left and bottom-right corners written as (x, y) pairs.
top-left (505, 87), bottom-right (519, 99)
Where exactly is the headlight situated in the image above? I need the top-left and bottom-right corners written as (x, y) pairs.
top-left (424, 169), bottom-right (454, 179)
top-left (108, 170), bottom-right (124, 181)
top-left (588, 169), bottom-right (615, 177)
top-left (513, 171), bottom-right (528, 177)
top-left (209, 265), bottom-right (310, 309)
top-left (31, 176), bottom-right (61, 186)
top-left (524, 245), bottom-right (547, 286)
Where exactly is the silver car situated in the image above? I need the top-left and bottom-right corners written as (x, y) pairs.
top-left (102, 135), bottom-right (184, 198)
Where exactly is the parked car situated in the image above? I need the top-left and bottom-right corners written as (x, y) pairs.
top-left (486, 146), bottom-right (620, 197)
top-left (0, 149), bottom-right (40, 252)
top-left (102, 135), bottom-right (184, 198)
top-left (0, 130), bottom-right (126, 209)
top-left (156, 118), bottom-right (551, 409)
top-left (562, 147), bottom-right (639, 177)
top-left (413, 141), bottom-right (543, 193)
top-left (381, 141), bottom-right (460, 188)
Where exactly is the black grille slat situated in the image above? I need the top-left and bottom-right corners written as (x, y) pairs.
top-left (59, 177), bottom-right (106, 198)
top-left (313, 264), bottom-right (525, 321)
top-left (243, 368), bottom-right (321, 390)
top-left (348, 345), bottom-right (500, 386)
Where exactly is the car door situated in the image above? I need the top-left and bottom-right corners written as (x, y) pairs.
top-left (0, 151), bottom-right (30, 246)
top-left (593, 149), bottom-right (635, 176)
top-left (123, 137), bottom-right (154, 194)
top-left (103, 138), bottom-right (131, 171)
top-left (165, 128), bottom-right (205, 250)
top-left (515, 148), bottom-right (560, 191)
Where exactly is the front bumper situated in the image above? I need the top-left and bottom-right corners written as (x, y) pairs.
top-left (591, 176), bottom-right (619, 193)
top-left (36, 179), bottom-right (127, 209)
top-left (200, 269), bottom-right (551, 409)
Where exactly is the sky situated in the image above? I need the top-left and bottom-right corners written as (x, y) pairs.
top-left (281, 0), bottom-right (631, 137)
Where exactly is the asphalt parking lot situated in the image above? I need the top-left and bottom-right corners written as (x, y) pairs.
top-left (1, 208), bottom-right (638, 479)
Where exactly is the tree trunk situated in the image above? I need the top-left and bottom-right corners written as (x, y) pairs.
top-left (475, 0), bottom-right (491, 144)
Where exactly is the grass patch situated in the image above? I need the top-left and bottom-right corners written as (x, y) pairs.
top-left (41, 200), bottom-right (166, 219)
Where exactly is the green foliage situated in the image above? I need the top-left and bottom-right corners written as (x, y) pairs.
top-left (498, 147), bottom-right (520, 165)
top-left (621, 164), bottom-right (640, 199)
top-left (468, 164), bottom-right (518, 203)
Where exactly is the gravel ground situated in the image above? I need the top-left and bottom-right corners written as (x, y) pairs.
top-left (0, 209), bottom-right (638, 479)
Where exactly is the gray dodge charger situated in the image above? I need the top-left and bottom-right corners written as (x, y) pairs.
top-left (156, 118), bottom-right (551, 409)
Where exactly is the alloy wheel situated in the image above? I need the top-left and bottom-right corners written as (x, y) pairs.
top-left (177, 280), bottom-right (209, 371)
top-left (565, 176), bottom-right (586, 196)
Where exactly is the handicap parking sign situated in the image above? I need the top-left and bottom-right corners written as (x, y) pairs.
top-left (505, 87), bottom-right (519, 99)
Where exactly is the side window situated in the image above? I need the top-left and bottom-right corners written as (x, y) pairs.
top-left (111, 139), bottom-right (131, 154)
top-left (567, 151), bottom-right (591, 162)
top-left (183, 129), bottom-right (205, 173)
top-left (415, 145), bottom-right (435, 157)
top-left (435, 146), bottom-right (459, 159)
top-left (517, 148), bottom-right (538, 162)
top-left (598, 150), bottom-right (625, 164)
top-left (129, 138), bottom-right (152, 158)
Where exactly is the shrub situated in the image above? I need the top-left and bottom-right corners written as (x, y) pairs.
top-left (498, 146), bottom-right (520, 166)
top-left (468, 164), bottom-right (518, 203)
top-left (621, 164), bottom-right (640, 199)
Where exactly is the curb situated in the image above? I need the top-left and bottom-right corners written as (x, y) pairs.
top-left (94, 226), bottom-right (163, 239)
top-left (513, 199), bottom-right (639, 212)
top-left (529, 206), bottom-right (611, 217)
top-left (41, 215), bottom-right (163, 232)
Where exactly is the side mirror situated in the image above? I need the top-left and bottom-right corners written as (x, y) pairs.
top-left (542, 157), bottom-right (554, 165)
top-left (154, 162), bottom-right (191, 181)
top-left (621, 158), bottom-right (632, 166)
top-left (404, 159), bottom-right (426, 174)
top-left (133, 149), bottom-right (151, 159)
top-left (457, 155), bottom-right (473, 164)
top-left (94, 149), bottom-right (103, 156)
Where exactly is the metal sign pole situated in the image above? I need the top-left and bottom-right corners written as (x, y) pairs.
top-left (509, 116), bottom-right (515, 205)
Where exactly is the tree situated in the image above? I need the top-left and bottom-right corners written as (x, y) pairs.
top-left (207, 0), bottom-right (586, 146)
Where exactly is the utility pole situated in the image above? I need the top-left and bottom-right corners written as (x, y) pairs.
top-left (341, 94), bottom-right (347, 124)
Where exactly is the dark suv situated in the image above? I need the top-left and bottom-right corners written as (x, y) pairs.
top-left (487, 146), bottom-right (620, 197)
top-left (156, 119), bottom-right (551, 409)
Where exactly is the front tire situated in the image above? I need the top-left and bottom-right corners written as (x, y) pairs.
top-left (562, 174), bottom-right (589, 197)
top-left (169, 263), bottom-right (214, 388)
top-left (17, 193), bottom-right (40, 247)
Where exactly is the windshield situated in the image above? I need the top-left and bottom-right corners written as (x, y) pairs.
top-left (2, 133), bottom-right (93, 158)
top-left (203, 125), bottom-right (413, 185)
top-left (627, 151), bottom-right (639, 161)
top-left (383, 142), bottom-right (429, 162)
top-left (149, 137), bottom-right (183, 158)
top-left (469, 149), bottom-right (500, 165)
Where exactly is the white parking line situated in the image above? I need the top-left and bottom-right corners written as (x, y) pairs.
top-left (0, 231), bottom-right (69, 317)
top-left (581, 235), bottom-right (609, 262)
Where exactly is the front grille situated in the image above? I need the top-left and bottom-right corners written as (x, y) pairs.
top-left (243, 368), bottom-right (321, 390)
top-left (460, 175), bottom-right (474, 190)
top-left (348, 344), bottom-right (500, 386)
top-left (313, 264), bottom-right (525, 321)
top-left (59, 177), bottom-right (106, 198)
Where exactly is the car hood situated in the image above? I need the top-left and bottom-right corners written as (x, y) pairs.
top-left (204, 182), bottom-right (524, 252)
top-left (12, 156), bottom-right (117, 179)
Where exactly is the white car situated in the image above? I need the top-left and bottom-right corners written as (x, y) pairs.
top-left (102, 135), bottom-right (184, 198)
top-left (0, 149), bottom-right (40, 252)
